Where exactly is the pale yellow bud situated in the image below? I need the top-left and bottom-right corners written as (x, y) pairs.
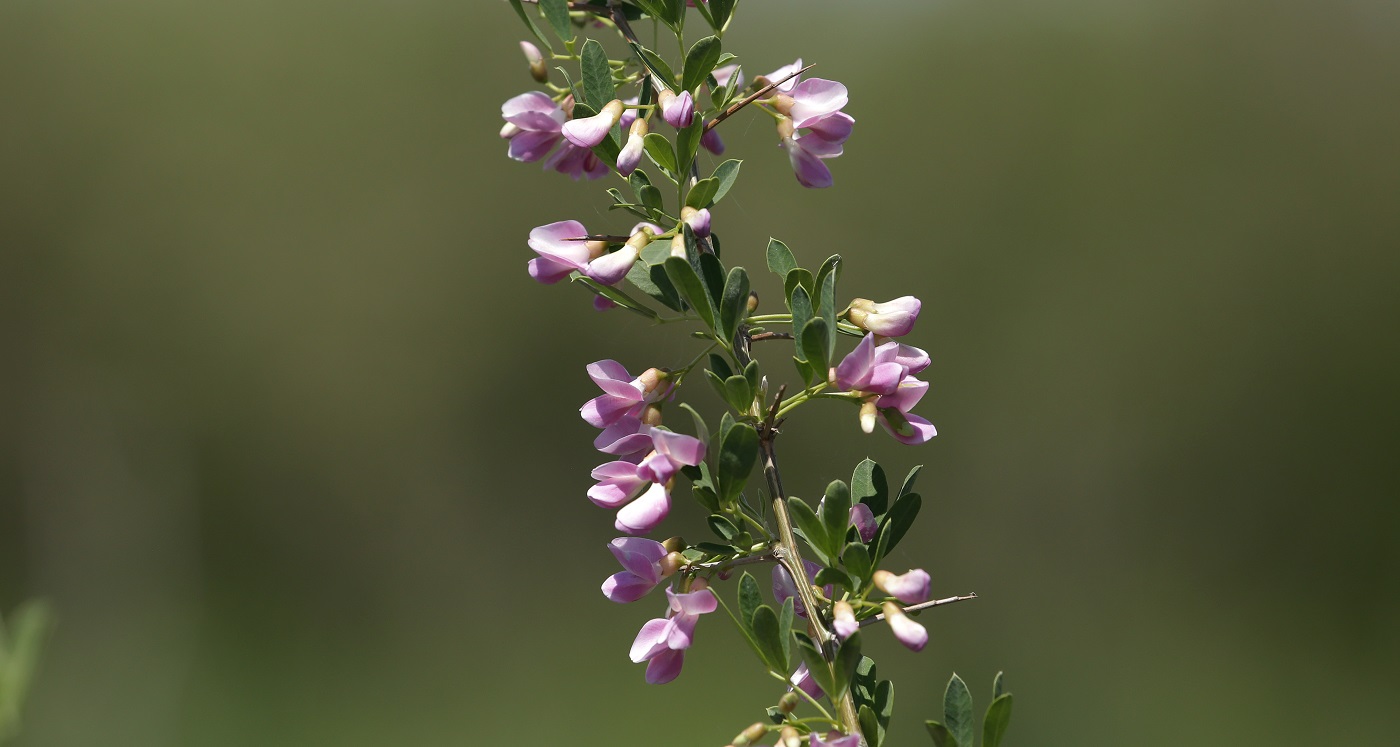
top-left (659, 551), bottom-right (685, 578)
top-left (859, 400), bottom-right (878, 434)
top-left (747, 291), bottom-right (760, 313)
top-left (662, 536), bottom-right (686, 554)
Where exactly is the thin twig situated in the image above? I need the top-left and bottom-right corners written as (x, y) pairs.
top-left (705, 64), bottom-right (814, 133)
top-left (563, 234), bottom-right (631, 242)
top-left (858, 593), bottom-right (979, 627)
top-left (749, 332), bottom-right (795, 342)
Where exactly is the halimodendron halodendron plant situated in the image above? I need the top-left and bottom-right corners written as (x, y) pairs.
top-left (500, 2), bottom-right (1015, 745)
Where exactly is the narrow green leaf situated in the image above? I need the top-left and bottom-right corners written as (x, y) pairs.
top-left (831, 631), bottom-right (862, 699)
top-left (686, 177), bottom-right (720, 209)
top-left (539, 0), bottom-right (574, 41)
top-left (900, 464), bottom-right (923, 497)
top-left (789, 285), bottom-right (813, 360)
top-left (875, 679), bottom-right (895, 731)
top-left (859, 706), bottom-right (882, 747)
top-left (663, 256), bottom-right (715, 329)
top-left (814, 567), bottom-right (853, 593)
top-left (708, 513), bottom-right (741, 541)
top-left (738, 572), bottom-right (762, 629)
top-left (818, 263), bottom-right (838, 354)
top-left (711, 160), bottom-right (743, 204)
top-left (629, 41), bottom-right (677, 89)
top-left (800, 318), bottom-right (831, 376)
top-left (814, 254), bottom-right (843, 304)
top-left (678, 402), bottom-right (711, 446)
top-left (716, 423), bottom-right (759, 504)
top-left (572, 276), bottom-right (658, 319)
top-left (743, 359), bottom-right (761, 396)
top-left (698, 252), bottom-right (727, 312)
top-left (644, 133), bottom-right (678, 175)
top-left (786, 497), bottom-right (829, 563)
top-left (925, 721), bottom-right (958, 747)
top-left (766, 238), bottom-right (797, 278)
top-left (676, 119), bottom-right (703, 176)
top-left (627, 260), bottom-right (684, 311)
top-left (793, 632), bottom-right (837, 697)
top-left (707, 369), bottom-right (731, 405)
top-left (507, 0), bottom-right (553, 53)
top-left (709, 354), bottom-right (734, 380)
top-left (777, 598), bottom-right (794, 672)
top-left (784, 267), bottom-right (814, 305)
top-left (580, 40), bottom-right (615, 113)
top-left (983, 694), bottom-right (1014, 747)
top-left (681, 36), bottom-right (723, 93)
top-left (718, 266), bottom-right (751, 344)
top-left (944, 674), bottom-right (975, 747)
top-left (883, 492), bottom-right (921, 554)
top-left (993, 671), bottom-right (1007, 700)
top-left (712, 0), bottom-right (738, 30)
top-left (820, 480), bottom-right (853, 554)
top-left (852, 458), bottom-right (890, 516)
top-left (693, 485), bottom-right (720, 513)
top-left (751, 605), bottom-right (787, 673)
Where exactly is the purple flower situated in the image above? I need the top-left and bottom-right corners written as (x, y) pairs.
top-left (831, 334), bottom-right (937, 444)
top-left (542, 140), bottom-right (611, 180)
top-left (700, 124), bottom-right (726, 155)
top-left (592, 426), bottom-right (705, 535)
top-left (832, 333), bottom-right (909, 396)
top-left (780, 78), bottom-right (849, 130)
top-left (790, 662), bottom-right (824, 699)
top-left (593, 416), bottom-right (655, 457)
top-left (658, 89), bottom-right (696, 128)
top-left (562, 99), bottom-right (625, 149)
top-left (500, 91), bottom-right (566, 162)
top-left (875, 377), bottom-right (938, 446)
top-left (520, 41), bottom-right (547, 83)
top-left (811, 733), bottom-right (862, 747)
top-left (602, 537), bottom-right (668, 603)
top-left (883, 601), bottom-right (928, 652)
top-left (526, 221), bottom-right (646, 287)
top-left (636, 428), bottom-right (706, 485)
top-left (761, 59), bottom-right (804, 92)
top-left (681, 207), bottom-right (711, 238)
top-left (617, 117), bottom-right (648, 176)
top-left (874, 569), bottom-right (931, 605)
top-left (588, 460), bottom-right (649, 508)
top-left (770, 77), bottom-right (853, 189)
top-left (850, 503), bottom-right (878, 543)
top-left (629, 585), bottom-right (717, 684)
top-left (847, 296), bottom-right (922, 338)
top-left (712, 63), bottom-right (745, 91)
top-left (773, 560), bottom-right (830, 619)
top-left (580, 360), bottom-right (668, 429)
top-left (615, 481), bottom-right (671, 535)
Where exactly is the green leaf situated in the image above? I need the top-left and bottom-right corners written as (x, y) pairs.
top-left (716, 423), bottom-right (759, 504)
top-left (681, 36), bottom-right (723, 93)
top-left (539, 0), bottom-right (574, 41)
top-left (852, 657), bottom-right (878, 707)
top-left (900, 464), bottom-right (923, 498)
top-left (751, 605), bottom-right (787, 673)
top-left (709, 354), bottom-right (734, 380)
top-left (766, 238), bottom-right (797, 278)
top-left (814, 254), bottom-right (843, 307)
top-left (686, 177), bottom-right (720, 209)
top-left (786, 497), bottom-right (829, 564)
top-left (852, 458), bottom-right (890, 516)
top-left (627, 260), bottom-right (684, 311)
top-left (814, 567), bottom-right (853, 593)
top-left (820, 480), bottom-right (852, 554)
top-left (841, 542), bottom-right (872, 581)
top-left (678, 402), bottom-right (711, 446)
top-left (629, 41), bottom-right (677, 89)
top-left (875, 680), bottom-right (895, 733)
top-left (944, 674), bottom-right (975, 747)
top-left (793, 632), bottom-right (837, 697)
top-left (676, 119), bottom-right (703, 176)
top-left (707, 513), bottom-right (740, 541)
top-left (507, 0), bottom-right (553, 53)
top-left (711, 160), bottom-right (742, 204)
top-left (718, 266), bottom-right (751, 344)
top-left (983, 694), bottom-right (1014, 747)
top-left (860, 706), bottom-right (882, 747)
top-left (693, 485), bottom-right (720, 513)
top-left (993, 671), bottom-right (1007, 700)
top-left (723, 375), bottom-right (753, 412)
top-left (883, 492), bottom-right (921, 555)
top-left (818, 263), bottom-right (838, 355)
top-left (925, 721), bottom-right (958, 747)
top-left (789, 285), bottom-right (813, 363)
top-left (777, 598), bottom-right (794, 671)
top-left (800, 318), bottom-right (831, 376)
top-left (711, 0), bottom-right (738, 30)
top-left (698, 252), bottom-right (727, 312)
top-left (571, 276), bottom-right (658, 320)
top-left (580, 39), bottom-right (615, 114)
top-left (663, 256), bottom-right (715, 329)
top-left (831, 631), bottom-right (862, 699)
top-left (644, 133), bottom-right (678, 175)
top-left (784, 267), bottom-right (814, 305)
top-left (738, 572), bottom-right (762, 628)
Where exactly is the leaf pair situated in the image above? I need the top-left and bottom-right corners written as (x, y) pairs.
top-left (926, 673), bottom-right (1014, 747)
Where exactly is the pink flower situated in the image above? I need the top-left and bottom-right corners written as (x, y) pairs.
top-left (770, 77), bottom-right (854, 189)
top-left (700, 124), bottom-right (726, 155)
top-left (712, 64), bottom-right (745, 91)
top-left (617, 118), bottom-right (648, 176)
top-left (681, 207), bottom-right (711, 238)
top-left (779, 78), bottom-right (849, 130)
top-left (832, 334), bottom-right (910, 396)
top-left (833, 601), bottom-right (858, 640)
top-left (526, 220), bottom-right (645, 286)
top-left (773, 560), bottom-right (830, 619)
top-left (790, 662), bottom-right (824, 699)
top-left (847, 296), bottom-right (922, 337)
top-left (562, 100), bottom-right (625, 149)
top-left (500, 93), bottom-right (610, 180)
top-left (850, 503), bottom-right (878, 543)
top-left (629, 585), bottom-right (717, 684)
top-left (658, 89), bottom-right (696, 128)
top-left (580, 360), bottom-right (667, 428)
top-left (602, 537), bottom-right (668, 603)
top-left (615, 482), bottom-right (673, 535)
top-left (762, 59), bottom-right (805, 92)
top-left (832, 334), bottom-right (937, 444)
top-left (874, 569), bottom-right (931, 605)
top-left (591, 426), bottom-right (705, 534)
top-left (883, 601), bottom-right (928, 652)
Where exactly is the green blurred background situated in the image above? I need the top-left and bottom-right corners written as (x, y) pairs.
top-left (2, 0), bottom-right (1397, 744)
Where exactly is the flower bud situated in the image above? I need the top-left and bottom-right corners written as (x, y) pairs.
top-left (617, 117), bottom-right (648, 176)
top-left (520, 41), bottom-right (548, 83)
top-left (776, 116), bottom-right (796, 141)
top-left (777, 692), bottom-right (800, 714)
top-left (732, 722), bottom-right (768, 746)
top-left (562, 99), bottom-right (625, 149)
top-left (769, 92), bottom-right (796, 115)
top-left (849, 503), bottom-right (877, 543)
top-left (846, 296), bottom-right (922, 338)
top-left (747, 291), bottom-right (760, 313)
top-left (499, 122), bottom-right (521, 139)
top-left (873, 568), bottom-right (931, 604)
top-left (658, 89), bottom-right (696, 128)
top-left (681, 206), bottom-right (712, 238)
top-left (662, 536), bottom-right (686, 554)
top-left (700, 125), bottom-right (726, 155)
top-left (833, 600), bottom-right (858, 640)
top-left (859, 400), bottom-right (878, 434)
top-left (638, 367), bottom-right (667, 394)
top-left (670, 234), bottom-right (687, 259)
top-left (585, 239), bottom-right (609, 260)
top-left (659, 551), bottom-right (685, 578)
top-left (690, 576), bottom-right (709, 592)
top-left (883, 601), bottom-right (928, 652)
top-left (779, 726), bottom-right (802, 747)
top-left (641, 403), bottom-right (664, 427)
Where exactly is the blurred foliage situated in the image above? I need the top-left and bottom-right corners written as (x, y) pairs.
top-left (0, 1), bottom-right (1397, 746)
